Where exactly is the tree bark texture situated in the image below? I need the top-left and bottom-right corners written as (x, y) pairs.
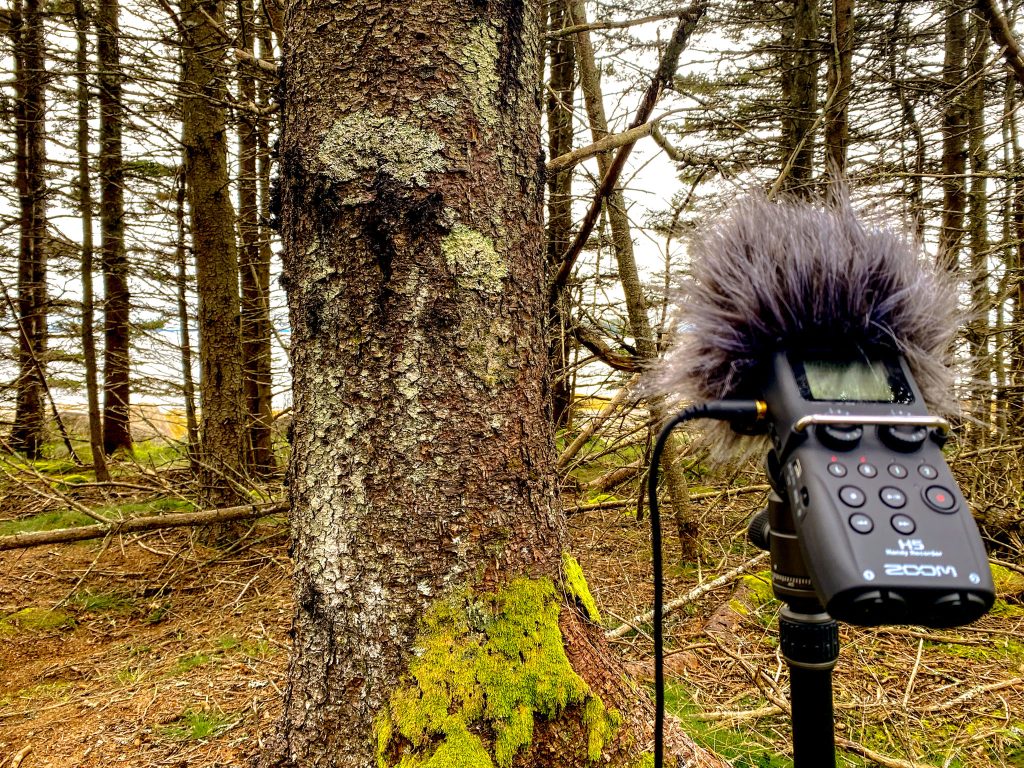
top-left (274, 2), bottom-right (725, 767)
top-left (9, 0), bottom-right (48, 459)
top-left (98, 0), bottom-right (133, 455)
top-left (181, 0), bottom-right (247, 506)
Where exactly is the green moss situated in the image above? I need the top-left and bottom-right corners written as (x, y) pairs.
top-left (441, 226), bottom-right (506, 294)
top-left (561, 552), bottom-right (602, 623)
top-left (583, 698), bottom-right (621, 761)
top-left (377, 577), bottom-right (618, 768)
top-left (990, 563), bottom-right (1024, 596)
top-left (0, 509), bottom-right (95, 536)
top-left (0, 607), bottom-right (75, 635)
top-left (632, 754), bottom-right (655, 768)
top-left (740, 571), bottom-right (777, 608)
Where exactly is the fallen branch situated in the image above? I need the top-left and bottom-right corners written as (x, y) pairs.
top-left (0, 501), bottom-right (287, 552)
top-left (605, 552), bottom-right (769, 639)
top-left (919, 677), bottom-right (1024, 714)
top-left (835, 737), bottom-right (940, 768)
top-left (568, 483), bottom-right (769, 515)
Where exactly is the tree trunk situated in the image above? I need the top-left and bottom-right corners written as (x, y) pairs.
top-left (175, 164), bottom-right (200, 463)
top-left (181, 0), bottom-right (247, 507)
top-left (9, 0), bottom-right (48, 460)
top-left (98, 0), bottom-right (132, 456)
top-left (824, 0), bottom-right (853, 173)
top-left (546, 0), bottom-right (576, 431)
top-left (270, 2), bottom-right (726, 767)
top-left (966, 12), bottom-right (990, 441)
top-left (238, 0), bottom-right (274, 477)
top-left (569, 0), bottom-right (698, 559)
top-left (939, 0), bottom-right (969, 274)
top-left (73, 0), bottom-right (110, 481)
top-left (779, 0), bottom-right (820, 196)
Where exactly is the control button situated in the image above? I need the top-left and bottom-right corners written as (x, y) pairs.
top-left (849, 513), bottom-right (874, 534)
top-left (891, 514), bottom-right (916, 534)
top-left (827, 461), bottom-right (848, 478)
top-left (800, 487), bottom-right (810, 507)
top-left (816, 424), bottom-right (863, 452)
top-left (880, 486), bottom-right (907, 509)
top-left (887, 463), bottom-right (908, 479)
top-left (879, 424), bottom-right (929, 453)
top-left (839, 486), bottom-right (866, 507)
top-left (918, 464), bottom-right (938, 480)
top-left (924, 485), bottom-right (957, 513)
top-left (857, 462), bottom-right (878, 478)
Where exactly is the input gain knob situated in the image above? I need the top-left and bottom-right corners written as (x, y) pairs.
top-left (878, 424), bottom-right (928, 453)
top-left (815, 423), bottom-right (863, 452)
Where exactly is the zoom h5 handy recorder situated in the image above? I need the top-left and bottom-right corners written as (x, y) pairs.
top-left (762, 351), bottom-right (994, 628)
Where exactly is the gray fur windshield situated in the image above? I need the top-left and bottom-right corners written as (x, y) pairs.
top-left (648, 192), bottom-right (958, 460)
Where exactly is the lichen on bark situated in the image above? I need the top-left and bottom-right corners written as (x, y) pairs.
top-left (375, 577), bottom-right (619, 768)
top-left (457, 22), bottom-right (500, 128)
top-left (316, 111), bottom-right (446, 190)
top-left (441, 225), bottom-right (506, 294)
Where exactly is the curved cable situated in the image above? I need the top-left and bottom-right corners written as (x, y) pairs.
top-left (648, 400), bottom-right (764, 768)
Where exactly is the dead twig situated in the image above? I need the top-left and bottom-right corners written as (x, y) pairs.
top-left (0, 501), bottom-right (287, 552)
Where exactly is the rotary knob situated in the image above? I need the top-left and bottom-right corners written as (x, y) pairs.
top-left (815, 423), bottom-right (863, 452)
top-left (878, 424), bottom-right (928, 453)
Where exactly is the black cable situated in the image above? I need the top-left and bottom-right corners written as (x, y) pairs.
top-left (648, 400), bottom-right (764, 768)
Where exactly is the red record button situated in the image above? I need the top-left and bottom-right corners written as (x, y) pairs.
top-left (924, 485), bottom-right (957, 513)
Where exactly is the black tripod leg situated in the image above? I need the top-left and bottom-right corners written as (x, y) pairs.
top-left (780, 605), bottom-right (840, 768)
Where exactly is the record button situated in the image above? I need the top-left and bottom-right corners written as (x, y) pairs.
top-left (924, 485), bottom-right (957, 513)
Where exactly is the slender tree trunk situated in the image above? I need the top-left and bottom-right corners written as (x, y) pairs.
top-left (9, 0), bottom-right (48, 459)
top-left (98, 0), bottom-right (132, 455)
top-left (238, 0), bottom-right (274, 476)
top-left (73, 0), bottom-right (110, 481)
top-left (569, 0), bottom-right (698, 558)
top-left (175, 165), bottom-right (200, 463)
top-left (268, 2), bottom-right (726, 767)
top-left (966, 13), bottom-right (990, 440)
top-left (181, 0), bottom-right (247, 507)
top-left (939, 0), bottom-right (969, 273)
top-left (779, 0), bottom-right (820, 195)
top-left (1011, 73), bottom-right (1024, 433)
top-left (546, 0), bottom-right (576, 430)
top-left (824, 0), bottom-right (853, 173)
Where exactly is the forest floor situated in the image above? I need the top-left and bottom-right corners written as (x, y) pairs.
top-left (0, 439), bottom-right (1022, 768)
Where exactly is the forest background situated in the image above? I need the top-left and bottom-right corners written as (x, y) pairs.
top-left (0, 0), bottom-right (1023, 766)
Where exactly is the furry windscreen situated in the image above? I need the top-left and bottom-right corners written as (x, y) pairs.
top-left (649, 193), bottom-right (959, 460)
